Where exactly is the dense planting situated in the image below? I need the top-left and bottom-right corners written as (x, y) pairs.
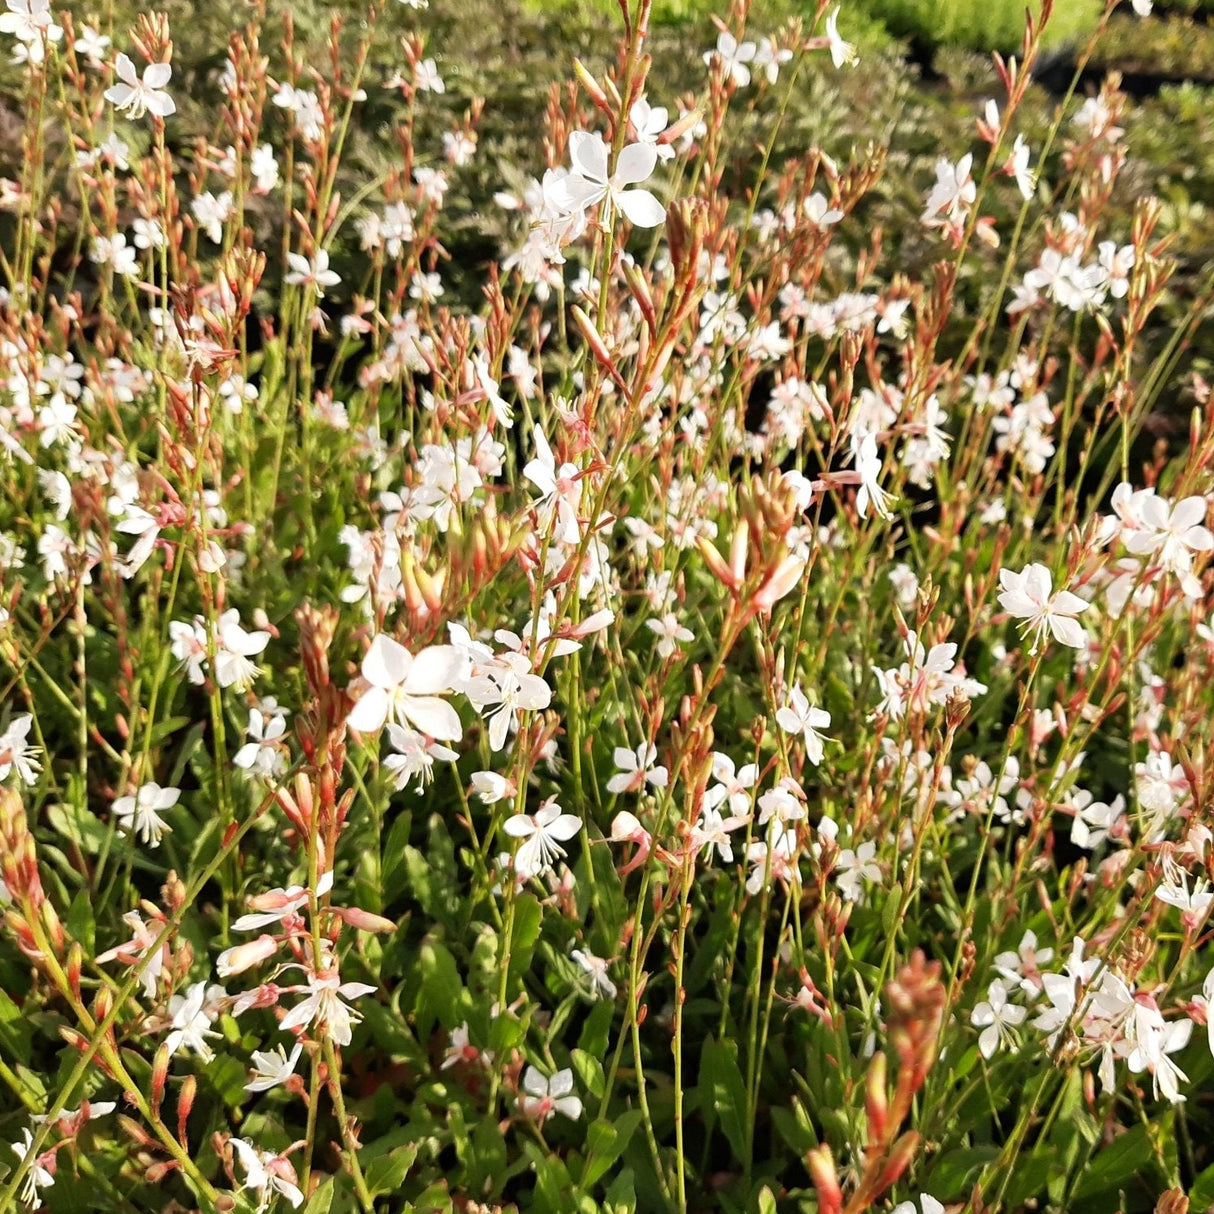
top-left (0, 1), bottom-right (1212, 1212)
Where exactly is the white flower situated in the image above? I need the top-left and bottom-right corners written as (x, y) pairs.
top-left (0, 713), bottom-right (41, 785)
top-left (414, 56), bottom-right (444, 93)
top-left (346, 635), bottom-right (466, 739)
top-left (190, 190), bottom-right (233, 243)
top-left (704, 30), bottom-right (756, 87)
top-left (1, 0), bottom-right (62, 64)
top-left (997, 563), bottom-right (1089, 654)
top-left (504, 800), bottom-right (581, 880)
top-left (776, 684), bottom-right (831, 765)
top-left (834, 841), bottom-right (881, 902)
top-left (518, 1066), bottom-right (582, 1122)
top-left (9, 1127), bottom-right (54, 1209)
top-left (250, 143), bottom-right (279, 192)
top-left (245, 1042), bottom-right (303, 1092)
top-left (606, 741), bottom-right (669, 795)
top-left (851, 430), bottom-right (893, 520)
top-left (555, 132), bottom-right (666, 228)
top-left (892, 1197), bottom-right (944, 1214)
top-left (112, 782), bottom-right (180, 847)
top-left (645, 612), bottom-right (693, 659)
top-left (970, 978), bottom-right (1027, 1059)
top-left (279, 968), bottom-right (376, 1047)
top-left (629, 95), bottom-right (674, 161)
top-left (284, 249), bottom-right (341, 297)
top-left (824, 7), bottom-right (858, 69)
top-left (164, 981), bottom-right (222, 1061)
top-left (214, 609), bottom-right (271, 691)
top-left (571, 948), bottom-right (617, 999)
top-left (104, 52), bottom-right (175, 119)
top-left (230, 1137), bottom-right (304, 1209)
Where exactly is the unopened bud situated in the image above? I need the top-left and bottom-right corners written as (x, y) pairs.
top-left (216, 935), bottom-right (279, 978)
top-left (177, 1075), bottom-right (197, 1144)
top-left (697, 534), bottom-right (740, 591)
top-left (145, 1160), bottom-right (182, 1185)
top-left (67, 942), bottom-right (83, 1001)
top-left (805, 1147), bottom-right (843, 1214)
top-left (865, 1052), bottom-right (888, 1149)
top-left (876, 1130), bottom-right (921, 1191)
top-left (330, 905), bottom-right (398, 933)
top-left (150, 1045), bottom-right (170, 1118)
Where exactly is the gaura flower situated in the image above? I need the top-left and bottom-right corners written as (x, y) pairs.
top-left (554, 132), bottom-right (666, 228)
top-left (997, 562), bottom-right (1089, 654)
top-left (346, 634), bottom-right (467, 739)
top-left (104, 52), bottom-right (175, 119)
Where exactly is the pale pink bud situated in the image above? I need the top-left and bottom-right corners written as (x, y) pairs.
top-left (330, 906), bottom-right (398, 933)
top-left (216, 934), bottom-right (279, 977)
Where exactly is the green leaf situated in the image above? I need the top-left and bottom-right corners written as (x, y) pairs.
top-left (381, 811), bottom-right (414, 906)
top-left (930, 1146), bottom-right (1001, 1199)
top-left (1071, 1118), bottom-right (1167, 1200)
top-left (506, 893), bottom-right (543, 992)
top-left (65, 887), bottom-right (95, 953)
top-left (570, 1048), bottom-right (605, 1102)
top-left (205, 1054), bottom-right (249, 1109)
top-left (699, 1035), bottom-right (749, 1162)
top-left (303, 1176), bottom-right (334, 1214)
top-left (582, 1111), bottom-right (642, 1188)
top-left (416, 938), bottom-right (462, 1038)
top-left (364, 1143), bottom-right (418, 1197)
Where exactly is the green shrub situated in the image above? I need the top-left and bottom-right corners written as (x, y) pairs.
top-left (853, 0), bottom-right (1102, 50)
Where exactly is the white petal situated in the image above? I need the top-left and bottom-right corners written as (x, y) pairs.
top-left (362, 634), bottom-right (411, 689)
top-left (401, 695), bottom-right (462, 741)
top-left (614, 141), bottom-right (657, 187)
top-left (145, 91), bottom-right (176, 118)
top-left (568, 131), bottom-right (608, 183)
top-left (347, 686), bottom-right (389, 733)
top-left (114, 52), bottom-right (137, 84)
top-left (143, 62), bottom-right (172, 89)
top-left (1049, 615), bottom-right (1087, 649)
top-left (403, 644), bottom-right (466, 694)
top-left (616, 188), bottom-right (666, 228)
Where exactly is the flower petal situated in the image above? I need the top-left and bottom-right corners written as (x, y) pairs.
top-left (614, 141), bottom-right (658, 187)
top-left (616, 188), bottom-right (666, 228)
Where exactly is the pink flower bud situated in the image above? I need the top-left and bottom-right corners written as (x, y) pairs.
top-left (330, 906), bottom-right (398, 933)
top-left (216, 934), bottom-right (279, 978)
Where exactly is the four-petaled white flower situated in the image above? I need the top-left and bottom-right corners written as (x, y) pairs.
top-left (606, 741), bottom-right (669, 795)
top-left (997, 562), bottom-right (1089, 654)
top-left (279, 968), bottom-right (377, 1047)
top-left (164, 981), bottom-right (222, 1061)
top-left (971, 978), bottom-right (1027, 1059)
top-left (245, 1042), bottom-right (303, 1092)
top-left (284, 249), bottom-right (342, 298)
top-left (776, 684), bottom-right (831, 765)
top-left (518, 1065), bottom-right (582, 1122)
top-left (104, 52), bottom-right (176, 120)
top-left (230, 1137), bottom-right (305, 1210)
top-left (704, 31), bottom-right (756, 88)
top-left (555, 132), bottom-right (666, 228)
top-left (9, 1127), bottom-right (55, 1210)
top-left (112, 781), bottom-right (180, 847)
top-left (504, 799), bottom-right (581, 879)
top-left (347, 635), bottom-right (466, 739)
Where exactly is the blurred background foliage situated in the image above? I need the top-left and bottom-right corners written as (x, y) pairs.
top-left (6, 0), bottom-right (1214, 397)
